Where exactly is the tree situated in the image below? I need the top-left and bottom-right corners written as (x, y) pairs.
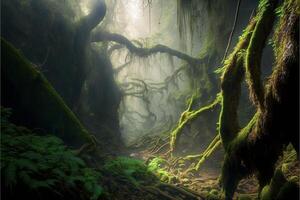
top-left (170, 0), bottom-right (299, 199)
top-left (1, 39), bottom-right (93, 148)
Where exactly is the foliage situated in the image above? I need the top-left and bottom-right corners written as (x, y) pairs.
top-left (260, 169), bottom-right (299, 200)
top-left (102, 156), bottom-right (157, 186)
top-left (147, 157), bottom-right (174, 183)
top-left (1, 107), bottom-right (103, 200)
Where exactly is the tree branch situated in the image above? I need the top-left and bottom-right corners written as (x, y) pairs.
top-left (170, 95), bottom-right (221, 154)
top-left (245, 0), bottom-right (278, 110)
top-left (91, 31), bottom-right (205, 66)
top-left (77, 0), bottom-right (107, 34)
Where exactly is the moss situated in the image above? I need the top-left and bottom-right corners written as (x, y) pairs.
top-left (218, 2), bottom-right (279, 196)
top-left (1, 38), bottom-right (92, 148)
top-left (260, 169), bottom-right (299, 200)
top-left (170, 94), bottom-right (221, 154)
top-left (218, 19), bottom-right (257, 150)
top-left (260, 185), bottom-right (272, 200)
top-left (102, 157), bottom-right (157, 186)
top-left (227, 112), bottom-right (259, 154)
top-left (219, 53), bottom-right (244, 149)
top-left (207, 189), bottom-right (221, 200)
top-left (203, 0), bottom-right (298, 199)
top-left (147, 157), bottom-right (174, 183)
top-left (245, 0), bottom-right (278, 110)
top-left (194, 134), bottom-right (221, 170)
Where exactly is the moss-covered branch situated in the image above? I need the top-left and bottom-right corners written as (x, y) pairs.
top-left (170, 95), bottom-right (221, 154)
top-left (91, 31), bottom-right (204, 66)
top-left (245, 0), bottom-right (278, 110)
top-left (182, 134), bottom-right (221, 173)
top-left (219, 18), bottom-right (256, 150)
top-left (194, 135), bottom-right (221, 170)
top-left (218, 0), bottom-right (299, 199)
top-left (1, 39), bottom-right (93, 148)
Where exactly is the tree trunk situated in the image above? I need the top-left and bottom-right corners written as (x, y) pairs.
top-left (1, 39), bottom-right (93, 148)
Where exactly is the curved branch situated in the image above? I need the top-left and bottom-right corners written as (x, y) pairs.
top-left (77, 0), bottom-right (107, 34)
top-left (91, 31), bottom-right (205, 66)
top-left (245, 0), bottom-right (278, 110)
top-left (219, 19), bottom-right (256, 149)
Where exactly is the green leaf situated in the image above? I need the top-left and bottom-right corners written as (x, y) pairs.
top-left (91, 185), bottom-right (103, 200)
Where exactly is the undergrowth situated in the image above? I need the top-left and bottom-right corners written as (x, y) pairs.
top-left (1, 107), bottom-right (171, 199)
top-left (147, 157), bottom-right (175, 183)
top-left (1, 107), bottom-right (103, 200)
top-left (102, 156), bottom-right (157, 186)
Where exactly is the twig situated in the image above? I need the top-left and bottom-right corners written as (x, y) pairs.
top-left (222, 0), bottom-right (242, 62)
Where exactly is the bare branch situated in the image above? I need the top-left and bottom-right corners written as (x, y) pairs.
top-left (91, 31), bottom-right (205, 66)
top-left (222, 0), bottom-right (241, 62)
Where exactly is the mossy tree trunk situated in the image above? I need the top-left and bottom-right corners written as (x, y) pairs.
top-left (1, 39), bottom-right (93, 148)
top-left (168, 1), bottom-right (298, 199)
top-left (218, 0), bottom-right (299, 199)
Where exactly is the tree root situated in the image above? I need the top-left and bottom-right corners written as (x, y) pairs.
top-left (151, 141), bottom-right (170, 155)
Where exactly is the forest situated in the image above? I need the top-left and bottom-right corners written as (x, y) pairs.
top-left (1, 0), bottom-right (299, 199)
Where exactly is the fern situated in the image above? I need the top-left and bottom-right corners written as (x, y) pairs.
top-left (1, 107), bottom-right (104, 199)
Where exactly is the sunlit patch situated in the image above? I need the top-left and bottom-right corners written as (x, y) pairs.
top-left (79, 1), bottom-right (90, 15)
top-left (127, 0), bottom-right (142, 21)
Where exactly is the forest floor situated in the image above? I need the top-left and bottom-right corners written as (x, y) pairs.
top-left (124, 135), bottom-right (299, 200)
top-left (128, 149), bottom-right (258, 199)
